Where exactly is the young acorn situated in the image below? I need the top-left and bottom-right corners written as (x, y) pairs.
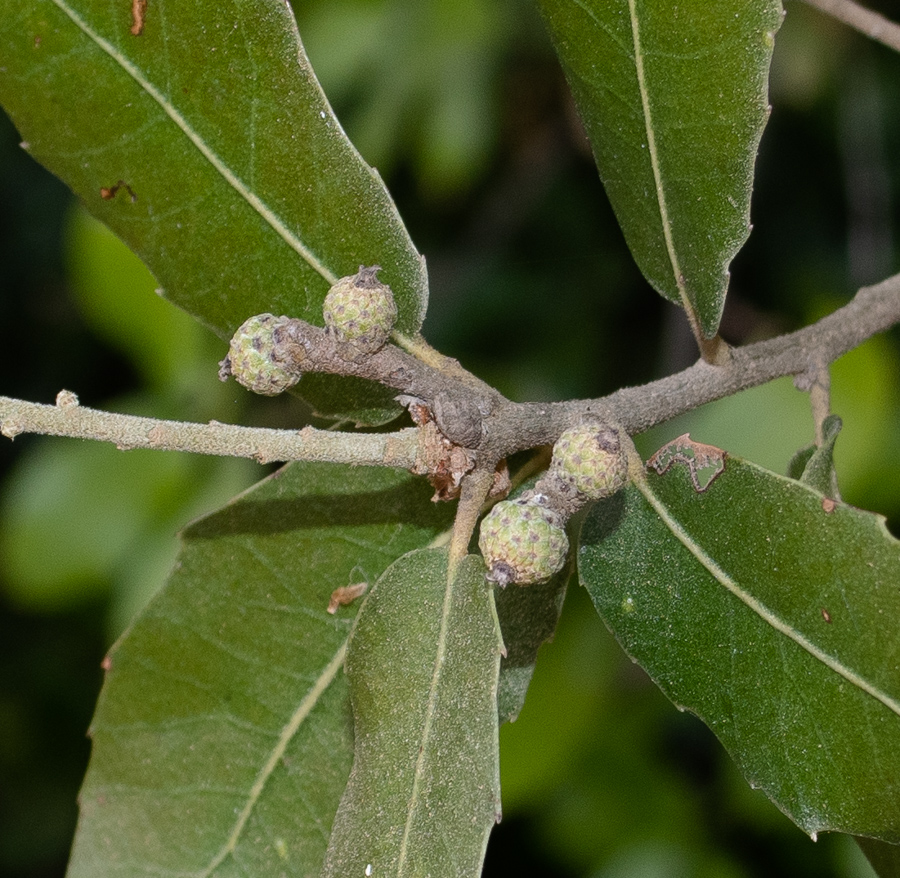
top-left (219, 313), bottom-right (303, 396)
top-left (478, 497), bottom-right (569, 587)
top-left (323, 265), bottom-right (397, 359)
top-left (478, 424), bottom-right (631, 587)
top-left (549, 423), bottom-right (629, 500)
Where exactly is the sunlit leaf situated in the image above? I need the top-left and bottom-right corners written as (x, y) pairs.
top-left (534, 0), bottom-right (782, 337)
top-left (579, 457), bottom-right (900, 841)
top-left (0, 2), bottom-right (427, 423)
top-left (322, 549), bottom-right (502, 877)
top-left (67, 464), bottom-right (454, 877)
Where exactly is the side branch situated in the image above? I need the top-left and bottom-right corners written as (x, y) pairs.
top-left (601, 273), bottom-right (900, 435)
top-left (2, 273), bottom-right (898, 473)
top-left (0, 393), bottom-right (419, 469)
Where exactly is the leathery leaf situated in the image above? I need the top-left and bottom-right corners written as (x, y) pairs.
top-left (66, 463), bottom-right (454, 877)
top-left (579, 456), bottom-right (900, 841)
top-left (535, 0), bottom-right (782, 338)
top-left (0, 2), bottom-right (427, 423)
top-left (322, 549), bottom-right (503, 878)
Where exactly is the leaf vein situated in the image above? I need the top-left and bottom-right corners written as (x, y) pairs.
top-left (49, 0), bottom-right (338, 287)
top-left (198, 640), bottom-right (348, 877)
top-left (635, 477), bottom-right (900, 719)
top-left (395, 566), bottom-right (456, 874)
top-left (626, 0), bottom-right (691, 316)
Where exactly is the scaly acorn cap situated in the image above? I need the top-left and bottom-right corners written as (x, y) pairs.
top-left (549, 424), bottom-right (629, 500)
top-left (219, 313), bottom-right (304, 396)
top-left (323, 265), bottom-right (397, 359)
top-left (478, 498), bottom-right (569, 587)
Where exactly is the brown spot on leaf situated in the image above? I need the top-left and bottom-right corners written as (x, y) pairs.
top-left (327, 583), bottom-right (368, 614)
top-left (647, 433), bottom-right (726, 493)
top-left (822, 497), bottom-right (836, 514)
top-left (131, 0), bottom-right (147, 35)
top-left (821, 608), bottom-right (832, 623)
top-left (100, 180), bottom-right (137, 202)
top-left (101, 655), bottom-right (112, 671)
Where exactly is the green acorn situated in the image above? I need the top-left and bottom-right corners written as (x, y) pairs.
top-left (323, 265), bottom-right (397, 358)
top-left (549, 424), bottom-right (629, 500)
top-left (219, 313), bottom-right (303, 396)
top-left (478, 498), bottom-right (568, 587)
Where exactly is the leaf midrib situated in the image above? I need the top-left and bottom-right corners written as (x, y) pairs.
top-left (634, 475), bottom-right (900, 719)
top-left (199, 639), bottom-right (349, 877)
top-left (395, 566), bottom-right (456, 874)
top-left (51, 0), bottom-right (338, 287)
top-left (626, 0), bottom-right (690, 316)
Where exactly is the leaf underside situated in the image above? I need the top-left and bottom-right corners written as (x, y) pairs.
top-left (66, 463), bottom-right (455, 878)
top-left (535, 0), bottom-right (782, 337)
top-left (0, 1), bottom-right (427, 423)
top-left (495, 563), bottom-right (569, 725)
top-left (579, 457), bottom-right (900, 841)
top-left (322, 549), bottom-right (503, 878)
top-left (490, 473), bottom-right (571, 725)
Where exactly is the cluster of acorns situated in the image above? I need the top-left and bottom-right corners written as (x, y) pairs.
top-left (220, 270), bottom-right (629, 588)
top-left (478, 424), bottom-right (630, 587)
top-left (219, 265), bottom-right (397, 395)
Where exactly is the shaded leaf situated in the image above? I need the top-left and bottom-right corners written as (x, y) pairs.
top-left (495, 566), bottom-right (569, 725)
top-left (67, 463), bottom-right (454, 878)
top-left (534, 0), bottom-right (782, 337)
top-left (322, 549), bottom-right (502, 877)
top-left (0, 2), bottom-right (427, 423)
top-left (787, 413), bottom-right (842, 499)
top-left (489, 470), bottom-right (571, 725)
top-left (578, 458), bottom-right (900, 841)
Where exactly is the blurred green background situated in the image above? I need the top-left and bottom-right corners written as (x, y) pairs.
top-left (1, 0), bottom-right (899, 875)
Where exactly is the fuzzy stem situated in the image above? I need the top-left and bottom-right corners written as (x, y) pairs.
top-left (447, 467), bottom-right (495, 580)
top-left (596, 274), bottom-right (900, 436)
top-left (0, 393), bottom-right (420, 468)
top-left (2, 274), bottom-right (899, 472)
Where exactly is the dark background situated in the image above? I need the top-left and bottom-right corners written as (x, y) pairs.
top-left (1, 1), bottom-right (899, 875)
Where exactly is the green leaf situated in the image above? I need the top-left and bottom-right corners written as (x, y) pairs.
top-left (495, 566), bottom-right (569, 725)
top-left (489, 471), bottom-right (571, 726)
top-left (322, 549), bottom-right (503, 877)
top-left (578, 457), bottom-right (900, 841)
top-left (534, 0), bottom-right (782, 337)
top-left (67, 464), bottom-right (454, 878)
top-left (787, 413), bottom-right (842, 499)
top-left (0, 2), bottom-right (427, 423)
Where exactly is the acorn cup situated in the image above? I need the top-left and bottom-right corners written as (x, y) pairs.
top-left (549, 424), bottom-right (629, 500)
top-left (323, 265), bottom-right (398, 360)
top-left (478, 497), bottom-right (569, 587)
top-left (219, 313), bottom-right (304, 396)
